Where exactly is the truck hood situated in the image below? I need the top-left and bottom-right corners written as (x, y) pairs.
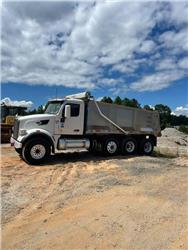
top-left (17, 113), bottom-right (56, 133)
top-left (18, 114), bottom-right (55, 121)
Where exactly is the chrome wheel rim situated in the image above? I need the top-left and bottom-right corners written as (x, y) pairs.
top-left (144, 142), bottom-right (152, 153)
top-left (107, 141), bottom-right (117, 154)
top-left (125, 141), bottom-right (135, 153)
top-left (30, 144), bottom-right (46, 159)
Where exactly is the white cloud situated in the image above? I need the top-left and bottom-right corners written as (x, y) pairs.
top-left (178, 57), bottom-right (188, 70)
top-left (99, 77), bottom-right (123, 86)
top-left (139, 40), bottom-right (156, 53)
top-left (159, 28), bottom-right (188, 54)
top-left (173, 105), bottom-right (188, 117)
top-left (156, 58), bottom-right (177, 71)
top-left (149, 105), bottom-right (155, 110)
top-left (1, 1), bottom-right (188, 93)
top-left (0, 97), bottom-right (33, 108)
top-left (170, 2), bottom-right (188, 25)
top-left (130, 70), bottom-right (185, 92)
top-left (96, 96), bottom-right (103, 102)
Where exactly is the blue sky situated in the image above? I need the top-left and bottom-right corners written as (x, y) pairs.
top-left (1, 1), bottom-right (188, 115)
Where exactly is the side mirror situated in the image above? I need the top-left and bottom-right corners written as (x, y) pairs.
top-left (64, 105), bottom-right (71, 118)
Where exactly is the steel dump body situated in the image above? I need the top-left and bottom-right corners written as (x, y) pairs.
top-left (86, 101), bottom-right (160, 136)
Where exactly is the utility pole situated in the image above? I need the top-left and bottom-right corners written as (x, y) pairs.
top-left (55, 87), bottom-right (57, 99)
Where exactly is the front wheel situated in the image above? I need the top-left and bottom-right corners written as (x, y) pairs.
top-left (22, 138), bottom-right (50, 165)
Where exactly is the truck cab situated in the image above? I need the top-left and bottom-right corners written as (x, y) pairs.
top-left (54, 99), bottom-right (85, 136)
top-left (11, 92), bottom-right (90, 164)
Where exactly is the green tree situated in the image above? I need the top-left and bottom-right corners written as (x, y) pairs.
top-left (154, 104), bottom-right (171, 115)
top-left (122, 97), bottom-right (141, 108)
top-left (131, 98), bottom-right (141, 108)
top-left (179, 125), bottom-right (188, 134)
top-left (100, 96), bottom-right (113, 104)
top-left (26, 105), bottom-right (44, 115)
top-left (144, 105), bottom-right (153, 111)
top-left (122, 98), bottom-right (130, 106)
top-left (170, 115), bottom-right (188, 126)
top-left (114, 96), bottom-right (122, 105)
top-left (155, 104), bottom-right (171, 129)
top-left (37, 105), bottom-right (44, 114)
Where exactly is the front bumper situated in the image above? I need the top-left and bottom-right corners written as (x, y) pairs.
top-left (10, 137), bottom-right (22, 149)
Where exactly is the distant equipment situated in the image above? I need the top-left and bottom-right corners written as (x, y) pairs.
top-left (1, 103), bottom-right (28, 143)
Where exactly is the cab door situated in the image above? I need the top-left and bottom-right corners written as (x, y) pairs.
top-left (60, 100), bottom-right (85, 135)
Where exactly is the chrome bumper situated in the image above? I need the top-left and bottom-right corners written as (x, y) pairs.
top-left (10, 137), bottom-right (22, 149)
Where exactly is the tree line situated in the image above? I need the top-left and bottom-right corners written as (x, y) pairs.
top-left (25, 95), bottom-right (188, 131)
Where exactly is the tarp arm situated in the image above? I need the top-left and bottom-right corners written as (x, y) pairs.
top-left (93, 99), bottom-right (128, 135)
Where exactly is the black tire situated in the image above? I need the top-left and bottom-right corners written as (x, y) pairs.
top-left (88, 139), bottom-right (98, 153)
top-left (103, 138), bottom-right (119, 156)
top-left (139, 138), bottom-right (154, 155)
top-left (22, 138), bottom-right (51, 165)
top-left (121, 137), bottom-right (137, 155)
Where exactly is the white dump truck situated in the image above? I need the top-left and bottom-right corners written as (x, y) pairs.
top-left (11, 92), bottom-right (161, 164)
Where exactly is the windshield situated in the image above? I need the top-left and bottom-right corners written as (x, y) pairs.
top-left (44, 101), bottom-right (63, 114)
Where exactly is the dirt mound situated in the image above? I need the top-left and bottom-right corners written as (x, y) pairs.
top-left (156, 128), bottom-right (188, 157)
top-left (162, 127), bottom-right (188, 139)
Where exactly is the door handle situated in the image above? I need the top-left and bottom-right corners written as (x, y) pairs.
top-left (74, 129), bottom-right (80, 132)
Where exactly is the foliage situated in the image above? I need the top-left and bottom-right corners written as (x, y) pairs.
top-left (26, 105), bottom-right (44, 115)
top-left (154, 104), bottom-right (171, 130)
top-left (154, 104), bottom-right (171, 115)
top-left (143, 105), bottom-right (153, 111)
top-left (122, 98), bottom-right (141, 108)
top-left (114, 96), bottom-right (122, 105)
top-left (178, 125), bottom-right (188, 134)
top-left (170, 115), bottom-right (188, 126)
top-left (101, 96), bottom-right (141, 108)
top-left (100, 96), bottom-right (113, 103)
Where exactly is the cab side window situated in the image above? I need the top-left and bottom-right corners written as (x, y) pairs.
top-left (70, 104), bottom-right (80, 117)
top-left (62, 103), bottom-right (80, 117)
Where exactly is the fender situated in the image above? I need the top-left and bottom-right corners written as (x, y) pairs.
top-left (20, 129), bottom-right (55, 153)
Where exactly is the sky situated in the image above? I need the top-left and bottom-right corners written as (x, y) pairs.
top-left (1, 1), bottom-right (188, 116)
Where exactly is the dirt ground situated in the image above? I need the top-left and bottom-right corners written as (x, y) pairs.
top-left (1, 144), bottom-right (188, 250)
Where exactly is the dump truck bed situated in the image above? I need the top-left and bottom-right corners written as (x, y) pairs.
top-left (86, 101), bottom-right (160, 136)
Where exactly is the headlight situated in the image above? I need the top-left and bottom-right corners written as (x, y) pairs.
top-left (19, 129), bottom-right (27, 136)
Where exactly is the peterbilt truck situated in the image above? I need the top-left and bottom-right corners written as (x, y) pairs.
top-left (11, 92), bottom-right (161, 164)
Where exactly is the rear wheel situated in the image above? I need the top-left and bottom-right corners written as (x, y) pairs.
top-left (121, 138), bottom-right (137, 155)
top-left (103, 138), bottom-right (118, 156)
top-left (140, 138), bottom-right (154, 155)
top-left (88, 139), bottom-right (97, 153)
top-left (22, 138), bottom-right (50, 165)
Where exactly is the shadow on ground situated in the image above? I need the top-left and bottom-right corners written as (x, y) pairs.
top-left (45, 150), bottom-right (171, 166)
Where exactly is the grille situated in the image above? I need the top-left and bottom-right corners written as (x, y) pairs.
top-left (13, 119), bottom-right (19, 139)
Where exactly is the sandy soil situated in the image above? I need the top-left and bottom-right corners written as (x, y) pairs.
top-left (1, 144), bottom-right (188, 250)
